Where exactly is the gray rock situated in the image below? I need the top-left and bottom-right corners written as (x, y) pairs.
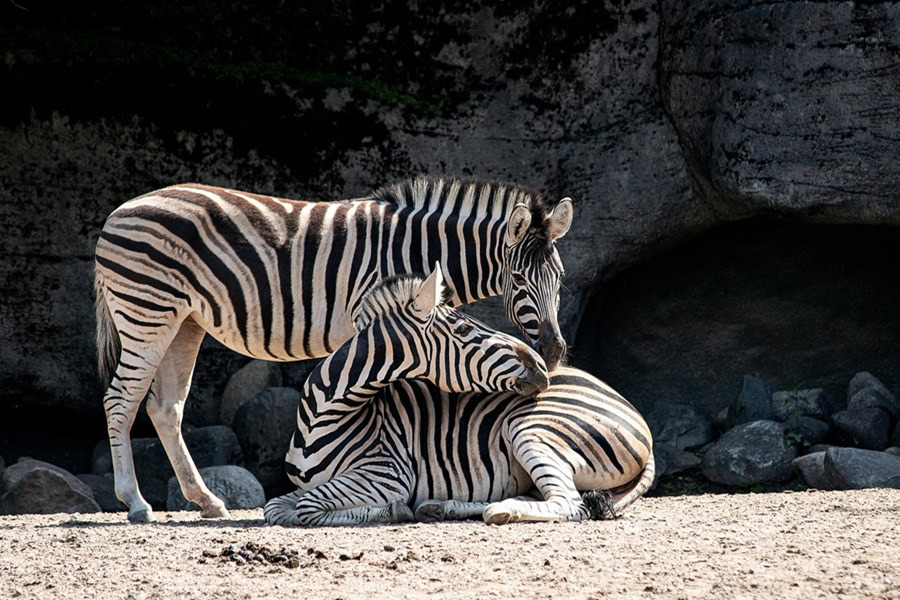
top-left (232, 388), bottom-right (299, 488)
top-left (701, 420), bottom-right (797, 487)
top-left (219, 360), bottom-right (283, 427)
top-left (823, 447), bottom-right (900, 490)
top-left (654, 444), bottom-right (701, 478)
top-left (772, 389), bottom-right (833, 421)
top-left (847, 372), bottom-right (900, 419)
top-left (726, 375), bottom-right (773, 430)
top-left (791, 452), bottom-right (832, 490)
top-left (91, 426), bottom-right (244, 507)
top-left (0, 458), bottom-right (101, 515)
top-left (831, 408), bottom-right (892, 451)
top-left (892, 422), bottom-right (900, 448)
top-left (77, 473), bottom-right (125, 512)
top-left (645, 402), bottom-right (714, 452)
top-left (884, 447), bottom-right (900, 457)
top-left (807, 444), bottom-right (838, 455)
top-left (90, 440), bottom-right (112, 475)
top-left (166, 465), bottom-right (265, 511)
top-left (783, 415), bottom-right (830, 448)
top-left (0, 454), bottom-right (5, 493)
top-left (714, 408), bottom-right (729, 434)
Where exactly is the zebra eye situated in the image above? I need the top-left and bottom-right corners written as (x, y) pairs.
top-left (511, 272), bottom-right (528, 286)
top-left (454, 322), bottom-right (474, 336)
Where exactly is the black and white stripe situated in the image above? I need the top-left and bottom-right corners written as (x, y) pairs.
top-left (265, 366), bottom-right (653, 527)
top-left (93, 175), bottom-right (572, 523)
top-left (264, 269), bottom-right (550, 526)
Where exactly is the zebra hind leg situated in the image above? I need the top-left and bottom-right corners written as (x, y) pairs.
top-left (414, 499), bottom-right (490, 522)
top-left (483, 439), bottom-right (588, 525)
top-left (103, 349), bottom-right (165, 523)
top-left (145, 317), bottom-right (228, 519)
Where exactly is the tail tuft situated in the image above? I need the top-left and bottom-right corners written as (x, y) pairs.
top-left (582, 489), bottom-right (618, 520)
top-left (94, 265), bottom-right (121, 388)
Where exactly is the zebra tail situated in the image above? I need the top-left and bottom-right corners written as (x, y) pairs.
top-left (94, 265), bottom-right (121, 388)
top-left (611, 451), bottom-right (655, 515)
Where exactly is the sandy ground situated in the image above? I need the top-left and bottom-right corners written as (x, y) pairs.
top-left (1, 489), bottom-right (898, 600)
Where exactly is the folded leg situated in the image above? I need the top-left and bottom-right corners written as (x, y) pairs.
top-left (265, 467), bottom-right (413, 527)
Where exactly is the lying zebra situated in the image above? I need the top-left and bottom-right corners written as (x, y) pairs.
top-left (265, 272), bottom-right (653, 526)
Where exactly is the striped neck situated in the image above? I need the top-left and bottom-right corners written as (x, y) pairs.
top-left (371, 176), bottom-right (543, 306)
top-left (297, 319), bottom-right (423, 424)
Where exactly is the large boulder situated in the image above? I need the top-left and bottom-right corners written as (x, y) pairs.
top-left (791, 452), bottom-right (831, 491)
top-left (645, 402), bottom-right (714, 452)
top-left (0, 458), bottom-right (101, 515)
top-left (846, 372), bottom-right (900, 419)
top-left (701, 420), bottom-right (797, 487)
top-left (232, 388), bottom-right (299, 489)
top-left (93, 426), bottom-right (244, 507)
top-left (772, 389), bottom-right (833, 422)
top-left (831, 408), bottom-right (892, 451)
top-left (219, 360), bottom-right (283, 427)
top-left (166, 465), bottom-right (265, 511)
top-left (77, 473), bottom-right (125, 512)
top-left (822, 448), bottom-right (900, 490)
top-left (726, 375), bottom-right (773, 430)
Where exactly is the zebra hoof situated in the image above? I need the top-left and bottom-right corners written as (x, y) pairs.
top-left (389, 501), bottom-right (415, 523)
top-left (414, 501), bottom-right (446, 522)
top-left (201, 503), bottom-right (231, 519)
top-left (127, 508), bottom-right (156, 524)
top-left (483, 504), bottom-right (514, 526)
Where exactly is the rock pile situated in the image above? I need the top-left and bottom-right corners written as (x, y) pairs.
top-left (2, 366), bottom-right (897, 517)
top-left (651, 371), bottom-right (900, 493)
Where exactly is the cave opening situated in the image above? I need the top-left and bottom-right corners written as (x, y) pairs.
top-left (571, 219), bottom-right (900, 418)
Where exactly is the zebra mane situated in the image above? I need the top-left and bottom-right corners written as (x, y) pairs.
top-left (371, 175), bottom-right (554, 242)
top-left (353, 273), bottom-right (454, 330)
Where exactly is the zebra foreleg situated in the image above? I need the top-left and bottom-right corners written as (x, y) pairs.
top-left (145, 318), bottom-right (228, 519)
top-left (414, 499), bottom-right (490, 522)
top-left (264, 469), bottom-right (413, 527)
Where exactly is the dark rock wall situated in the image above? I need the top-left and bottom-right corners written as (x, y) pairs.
top-left (1, 1), bottom-right (899, 472)
top-left (660, 1), bottom-right (900, 219)
top-left (573, 220), bottom-right (900, 416)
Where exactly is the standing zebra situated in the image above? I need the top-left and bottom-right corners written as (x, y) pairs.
top-left (265, 359), bottom-right (653, 526)
top-left (262, 266), bottom-right (551, 526)
top-left (94, 175), bottom-right (572, 522)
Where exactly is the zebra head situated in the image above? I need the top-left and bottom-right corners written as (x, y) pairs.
top-left (502, 197), bottom-right (573, 371)
top-left (355, 265), bottom-right (550, 397)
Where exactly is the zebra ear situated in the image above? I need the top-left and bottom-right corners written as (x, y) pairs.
top-left (548, 197), bottom-right (573, 241)
top-left (506, 204), bottom-right (532, 245)
top-left (413, 262), bottom-right (444, 314)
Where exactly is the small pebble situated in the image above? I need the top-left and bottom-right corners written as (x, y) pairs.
top-left (384, 544), bottom-right (396, 552)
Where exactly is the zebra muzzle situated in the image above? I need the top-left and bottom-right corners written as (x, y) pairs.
top-left (513, 346), bottom-right (550, 396)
